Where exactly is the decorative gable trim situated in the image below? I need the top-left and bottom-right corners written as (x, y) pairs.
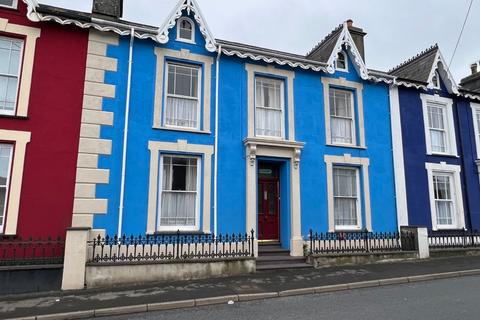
top-left (326, 23), bottom-right (369, 80)
top-left (157, 0), bottom-right (216, 52)
top-left (426, 50), bottom-right (459, 94)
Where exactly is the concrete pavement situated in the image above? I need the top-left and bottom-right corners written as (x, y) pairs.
top-left (3, 255), bottom-right (480, 319)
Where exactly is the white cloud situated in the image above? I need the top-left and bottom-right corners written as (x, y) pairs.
top-left (39, 0), bottom-right (479, 80)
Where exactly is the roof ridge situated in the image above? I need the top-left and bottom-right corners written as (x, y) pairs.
top-left (305, 23), bottom-right (343, 57)
top-left (388, 43), bottom-right (438, 73)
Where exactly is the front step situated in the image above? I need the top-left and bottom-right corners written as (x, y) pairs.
top-left (257, 243), bottom-right (312, 271)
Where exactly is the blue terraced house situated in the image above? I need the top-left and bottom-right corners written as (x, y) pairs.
top-left (389, 45), bottom-right (480, 232)
top-left (74, 0), bottom-right (401, 260)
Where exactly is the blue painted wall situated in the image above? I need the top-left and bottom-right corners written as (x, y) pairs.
top-left (399, 82), bottom-right (480, 230)
top-left (92, 12), bottom-right (398, 238)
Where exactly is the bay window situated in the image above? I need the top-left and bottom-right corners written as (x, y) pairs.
top-left (329, 88), bottom-right (355, 145)
top-left (159, 155), bottom-right (200, 230)
top-left (164, 63), bottom-right (201, 130)
top-left (0, 144), bottom-right (12, 233)
top-left (333, 167), bottom-right (361, 229)
top-left (255, 77), bottom-right (284, 138)
top-left (0, 37), bottom-right (23, 115)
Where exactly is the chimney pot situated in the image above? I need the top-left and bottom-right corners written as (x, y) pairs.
top-left (92, 0), bottom-right (123, 19)
top-left (346, 19), bottom-right (353, 28)
top-left (471, 62), bottom-right (478, 75)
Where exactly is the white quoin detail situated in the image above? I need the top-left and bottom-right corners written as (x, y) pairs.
top-left (157, 0), bottom-right (217, 52)
top-left (326, 23), bottom-right (369, 80)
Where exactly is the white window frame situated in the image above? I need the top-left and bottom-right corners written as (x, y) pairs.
top-left (0, 36), bottom-right (24, 116)
top-left (0, 144), bottom-right (13, 234)
top-left (325, 154), bottom-right (371, 232)
top-left (176, 17), bottom-right (195, 44)
top-left (157, 154), bottom-right (201, 232)
top-left (426, 162), bottom-right (465, 231)
top-left (421, 94), bottom-right (458, 157)
top-left (329, 87), bottom-right (356, 146)
top-left (0, 0), bottom-right (17, 9)
top-left (335, 51), bottom-right (348, 72)
top-left (432, 70), bottom-right (440, 89)
top-left (471, 103), bottom-right (480, 159)
top-left (332, 166), bottom-right (362, 231)
top-left (254, 76), bottom-right (285, 139)
top-left (163, 62), bottom-right (202, 130)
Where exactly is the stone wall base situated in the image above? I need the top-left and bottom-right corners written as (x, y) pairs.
top-left (85, 258), bottom-right (256, 289)
top-left (308, 251), bottom-right (419, 269)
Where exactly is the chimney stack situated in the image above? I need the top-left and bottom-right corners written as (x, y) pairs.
top-left (92, 0), bottom-right (123, 19)
top-left (346, 19), bottom-right (367, 62)
top-left (471, 62), bottom-right (478, 75)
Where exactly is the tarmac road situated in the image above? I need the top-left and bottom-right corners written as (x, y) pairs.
top-left (96, 275), bottom-right (480, 320)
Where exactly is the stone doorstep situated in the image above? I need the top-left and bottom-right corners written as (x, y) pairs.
top-left (5, 269), bottom-right (480, 320)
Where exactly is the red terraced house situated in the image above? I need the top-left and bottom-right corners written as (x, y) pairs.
top-left (0, 0), bottom-right (88, 240)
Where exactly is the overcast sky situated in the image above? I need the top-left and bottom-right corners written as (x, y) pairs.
top-left (40, 0), bottom-right (478, 81)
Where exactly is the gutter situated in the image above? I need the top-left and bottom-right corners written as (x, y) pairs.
top-left (213, 45), bottom-right (222, 236)
top-left (117, 27), bottom-right (135, 237)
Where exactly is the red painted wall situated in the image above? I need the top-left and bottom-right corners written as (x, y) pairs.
top-left (0, 3), bottom-right (88, 239)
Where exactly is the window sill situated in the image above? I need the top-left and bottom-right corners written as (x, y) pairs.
top-left (152, 230), bottom-right (212, 235)
top-left (333, 226), bottom-right (363, 232)
top-left (176, 38), bottom-right (196, 45)
top-left (0, 113), bottom-right (27, 120)
top-left (153, 126), bottom-right (211, 135)
top-left (427, 152), bottom-right (460, 159)
top-left (326, 143), bottom-right (366, 150)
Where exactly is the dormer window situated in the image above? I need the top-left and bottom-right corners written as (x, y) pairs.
top-left (335, 52), bottom-right (348, 71)
top-left (432, 71), bottom-right (440, 89)
top-left (0, 0), bottom-right (17, 9)
top-left (177, 17), bottom-right (195, 43)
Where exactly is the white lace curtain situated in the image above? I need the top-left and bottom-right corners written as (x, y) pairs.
top-left (330, 89), bottom-right (353, 144)
top-left (160, 156), bottom-right (198, 227)
top-left (165, 96), bottom-right (198, 129)
top-left (333, 167), bottom-right (358, 227)
top-left (428, 104), bottom-right (447, 153)
top-left (255, 77), bottom-right (283, 137)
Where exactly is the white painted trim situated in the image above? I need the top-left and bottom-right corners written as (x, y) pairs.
top-left (426, 50), bottom-right (459, 95)
top-left (470, 102), bottom-right (480, 160)
top-left (0, 18), bottom-right (41, 117)
top-left (254, 76), bottom-right (285, 139)
top-left (0, 130), bottom-right (31, 235)
top-left (324, 154), bottom-right (371, 232)
top-left (425, 162), bottom-right (465, 230)
top-left (0, 36), bottom-right (23, 116)
top-left (154, 48), bottom-right (213, 133)
top-left (389, 86), bottom-right (409, 228)
top-left (147, 140), bottom-right (213, 234)
top-left (322, 77), bottom-right (366, 148)
top-left (0, 144), bottom-right (12, 233)
top-left (325, 23), bottom-right (369, 79)
top-left (245, 64), bottom-right (295, 140)
top-left (420, 94), bottom-right (458, 157)
top-left (158, 0), bottom-right (216, 52)
top-left (176, 17), bottom-right (195, 44)
top-left (331, 166), bottom-right (362, 230)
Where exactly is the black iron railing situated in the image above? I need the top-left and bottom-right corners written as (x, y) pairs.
top-left (88, 230), bottom-right (255, 264)
top-left (0, 237), bottom-right (65, 266)
top-left (428, 230), bottom-right (480, 250)
top-left (309, 229), bottom-right (416, 255)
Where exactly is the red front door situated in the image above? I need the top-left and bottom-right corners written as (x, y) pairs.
top-left (258, 166), bottom-right (280, 240)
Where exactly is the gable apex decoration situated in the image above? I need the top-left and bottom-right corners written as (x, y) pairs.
top-left (326, 22), bottom-right (369, 80)
top-left (157, 0), bottom-right (216, 52)
top-left (427, 49), bottom-right (459, 94)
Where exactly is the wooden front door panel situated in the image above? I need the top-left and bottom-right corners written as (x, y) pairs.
top-left (258, 178), bottom-right (280, 240)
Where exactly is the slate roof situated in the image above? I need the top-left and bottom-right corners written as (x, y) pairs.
top-left (305, 24), bottom-right (343, 63)
top-left (389, 44), bottom-right (439, 84)
top-left (460, 72), bottom-right (480, 94)
top-left (35, 3), bottom-right (158, 33)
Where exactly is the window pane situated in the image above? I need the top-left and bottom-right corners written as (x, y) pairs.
top-left (336, 53), bottom-right (346, 69)
top-left (433, 175), bottom-right (451, 200)
top-left (0, 0), bottom-right (15, 7)
top-left (333, 168), bottom-right (357, 197)
top-left (428, 105), bottom-right (445, 130)
top-left (331, 117), bottom-right (353, 144)
top-left (0, 144), bottom-right (12, 232)
top-left (430, 130), bottom-right (446, 153)
top-left (160, 156), bottom-right (198, 227)
top-left (436, 201), bottom-right (453, 226)
top-left (334, 198), bottom-right (357, 226)
top-left (179, 19), bottom-right (193, 40)
top-left (255, 77), bottom-right (284, 137)
top-left (333, 167), bottom-right (359, 227)
top-left (165, 96), bottom-right (198, 128)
